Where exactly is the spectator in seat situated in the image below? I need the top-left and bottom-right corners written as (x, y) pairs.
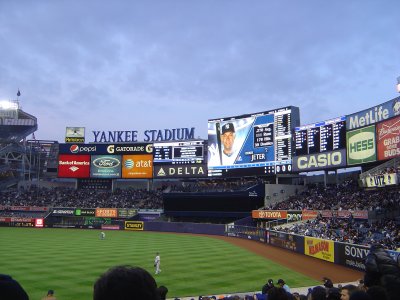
top-left (340, 284), bottom-right (357, 300)
top-left (93, 265), bottom-right (159, 300)
top-left (0, 274), bottom-right (29, 300)
top-left (364, 244), bottom-right (400, 300)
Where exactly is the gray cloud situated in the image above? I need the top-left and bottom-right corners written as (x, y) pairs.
top-left (0, 0), bottom-right (399, 141)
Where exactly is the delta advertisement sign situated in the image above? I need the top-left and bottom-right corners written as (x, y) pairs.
top-left (153, 164), bottom-right (207, 178)
top-left (58, 155), bottom-right (90, 178)
top-left (346, 125), bottom-right (376, 166)
top-left (376, 115), bottom-right (400, 161)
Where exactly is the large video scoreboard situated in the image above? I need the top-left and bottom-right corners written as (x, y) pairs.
top-left (293, 116), bottom-right (347, 172)
top-left (207, 106), bottom-right (300, 177)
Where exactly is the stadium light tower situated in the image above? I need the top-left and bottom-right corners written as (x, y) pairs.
top-left (397, 76), bottom-right (400, 93)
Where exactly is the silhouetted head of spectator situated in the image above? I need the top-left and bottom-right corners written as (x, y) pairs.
top-left (365, 286), bottom-right (387, 300)
top-left (0, 274), bottom-right (29, 300)
top-left (267, 287), bottom-right (289, 300)
top-left (323, 277), bottom-right (334, 288)
top-left (310, 286), bottom-right (326, 300)
top-left (349, 290), bottom-right (371, 300)
top-left (326, 287), bottom-right (340, 300)
top-left (93, 265), bottom-right (159, 300)
top-left (157, 285), bottom-right (168, 300)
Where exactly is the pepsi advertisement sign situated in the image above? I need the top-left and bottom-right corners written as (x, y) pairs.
top-left (90, 155), bottom-right (122, 178)
top-left (59, 143), bottom-right (153, 155)
top-left (59, 143), bottom-right (103, 155)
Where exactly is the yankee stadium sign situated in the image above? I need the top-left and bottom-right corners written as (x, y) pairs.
top-left (92, 128), bottom-right (195, 143)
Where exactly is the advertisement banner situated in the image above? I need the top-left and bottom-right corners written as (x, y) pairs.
top-left (346, 96), bottom-right (400, 130)
top-left (302, 210), bottom-right (318, 220)
top-left (346, 125), bottom-right (376, 165)
top-left (59, 143), bottom-right (103, 155)
top-left (118, 209), bottom-right (138, 218)
top-left (293, 149), bottom-right (347, 172)
top-left (105, 143), bottom-right (153, 155)
top-left (335, 243), bottom-right (369, 271)
top-left (376, 115), bottom-right (400, 161)
top-left (59, 143), bottom-right (153, 155)
top-left (58, 154), bottom-right (90, 178)
top-left (304, 237), bottom-right (334, 262)
top-left (153, 164), bottom-right (207, 178)
top-left (124, 221), bottom-right (144, 231)
top-left (252, 210), bottom-right (287, 219)
top-left (122, 154), bottom-right (153, 179)
top-left (287, 211), bottom-right (302, 222)
top-left (74, 208), bottom-right (96, 217)
top-left (35, 218), bottom-right (44, 228)
top-left (65, 127), bottom-right (85, 143)
top-left (268, 230), bottom-right (304, 252)
top-left (364, 173), bottom-right (398, 187)
top-left (90, 155), bottom-right (121, 178)
top-left (95, 208), bottom-right (118, 218)
top-left (52, 208), bottom-right (75, 216)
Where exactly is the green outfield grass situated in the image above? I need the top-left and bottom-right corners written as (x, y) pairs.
top-left (0, 227), bottom-right (319, 299)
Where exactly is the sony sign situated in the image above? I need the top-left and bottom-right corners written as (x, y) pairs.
top-left (293, 149), bottom-right (346, 172)
top-left (344, 245), bottom-right (369, 259)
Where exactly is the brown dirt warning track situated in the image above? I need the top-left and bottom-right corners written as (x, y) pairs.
top-left (211, 235), bottom-right (363, 283)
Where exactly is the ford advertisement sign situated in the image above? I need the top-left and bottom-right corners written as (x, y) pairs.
top-left (90, 155), bottom-right (121, 178)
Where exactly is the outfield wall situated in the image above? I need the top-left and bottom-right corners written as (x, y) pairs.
top-left (227, 226), bottom-right (400, 272)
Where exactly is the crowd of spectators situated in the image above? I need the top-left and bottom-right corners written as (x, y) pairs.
top-left (275, 215), bottom-right (400, 250)
top-left (0, 186), bottom-right (163, 209)
top-left (269, 180), bottom-right (400, 212)
top-left (166, 178), bottom-right (261, 193)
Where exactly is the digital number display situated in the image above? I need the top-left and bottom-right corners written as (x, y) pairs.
top-left (294, 116), bottom-right (346, 155)
top-left (153, 140), bottom-right (204, 165)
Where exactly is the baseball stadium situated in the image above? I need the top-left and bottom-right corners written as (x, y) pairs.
top-left (0, 96), bottom-right (400, 300)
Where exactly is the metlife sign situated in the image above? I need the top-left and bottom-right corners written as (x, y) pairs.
top-left (153, 164), bottom-right (207, 178)
top-left (346, 125), bottom-right (376, 166)
top-left (293, 149), bottom-right (346, 172)
top-left (346, 96), bottom-right (400, 131)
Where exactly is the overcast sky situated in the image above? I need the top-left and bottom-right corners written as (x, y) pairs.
top-left (0, 0), bottom-right (399, 143)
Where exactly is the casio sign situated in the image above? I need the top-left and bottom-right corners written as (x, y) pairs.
top-left (93, 157), bottom-right (120, 168)
top-left (296, 151), bottom-right (343, 170)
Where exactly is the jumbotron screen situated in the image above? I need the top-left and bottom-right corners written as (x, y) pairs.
top-left (294, 116), bottom-right (346, 156)
top-left (153, 140), bottom-right (205, 165)
top-left (207, 106), bottom-right (300, 177)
